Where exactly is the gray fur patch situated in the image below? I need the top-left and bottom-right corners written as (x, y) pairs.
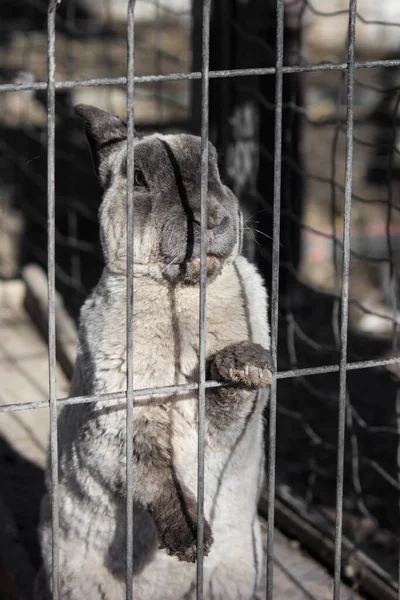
top-left (36, 106), bottom-right (271, 600)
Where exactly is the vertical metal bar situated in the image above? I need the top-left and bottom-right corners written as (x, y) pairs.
top-left (47, 1), bottom-right (60, 598)
top-left (333, 1), bottom-right (357, 598)
top-left (126, 1), bottom-right (136, 598)
top-left (197, 0), bottom-right (212, 598)
top-left (385, 91), bottom-right (400, 354)
top-left (266, 0), bottom-right (284, 598)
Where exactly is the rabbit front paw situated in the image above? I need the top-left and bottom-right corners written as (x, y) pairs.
top-left (159, 514), bottom-right (213, 563)
top-left (210, 341), bottom-right (272, 388)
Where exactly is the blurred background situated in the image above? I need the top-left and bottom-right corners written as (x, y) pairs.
top-left (1, 0), bottom-right (400, 598)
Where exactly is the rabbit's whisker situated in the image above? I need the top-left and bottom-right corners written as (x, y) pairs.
top-left (166, 257), bottom-right (180, 268)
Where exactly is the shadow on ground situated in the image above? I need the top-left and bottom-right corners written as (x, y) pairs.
top-left (0, 435), bottom-right (44, 571)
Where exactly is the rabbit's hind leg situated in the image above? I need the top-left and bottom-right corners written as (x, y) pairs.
top-left (34, 556), bottom-right (125, 600)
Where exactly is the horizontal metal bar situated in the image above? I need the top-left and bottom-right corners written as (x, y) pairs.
top-left (0, 382), bottom-right (225, 413)
top-left (1, 58), bottom-right (400, 94)
top-left (277, 356), bottom-right (400, 378)
top-left (1, 357), bottom-right (400, 414)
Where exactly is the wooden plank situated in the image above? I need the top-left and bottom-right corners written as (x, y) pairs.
top-left (0, 279), bottom-right (69, 466)
top-left (260, 489), bottom-right (396, 600)
top-left (0, 279), bottom-right (70, 599)
top-left (260, 520), bottom-right (360, 599)
top-left (22, 264), bottom-right (78, 380)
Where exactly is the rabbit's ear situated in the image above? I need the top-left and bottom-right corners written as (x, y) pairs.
top-left (75, 104), bottom-right (127, 185)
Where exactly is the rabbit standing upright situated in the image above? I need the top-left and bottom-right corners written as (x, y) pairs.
top-left (35, 105), bottom-right (272, 600)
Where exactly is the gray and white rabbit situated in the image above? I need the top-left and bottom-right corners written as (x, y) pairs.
top-left (35, 105), bottom-right (272, 600)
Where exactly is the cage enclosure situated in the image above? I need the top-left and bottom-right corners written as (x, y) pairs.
top-left (0, 0), bottom-right (400, 598)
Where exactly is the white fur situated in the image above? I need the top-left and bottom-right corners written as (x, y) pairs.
top-left (37, 256), bottom-right (269, 600)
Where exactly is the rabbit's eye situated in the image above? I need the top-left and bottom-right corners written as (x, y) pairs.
top-left (134, 168), bottom-right (146, 187)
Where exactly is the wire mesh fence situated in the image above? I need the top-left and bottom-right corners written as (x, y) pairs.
top-left (1, 0), bottom-right (400, 598)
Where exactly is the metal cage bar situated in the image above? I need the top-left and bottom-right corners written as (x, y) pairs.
top-left (196, 0), bottom-right (212, 597)
top-left (126, 1), bottom-right (136, 598)
top-left (2, 58), bottom-right (400, 94)
top-left (333, 1), bottom-right (357, 597)
top-left (266, 0), bottom-right (284, 597)
top-left (2, 357), bottom-right (400, 414)
top-left (47, 2), bottom-right (60, 598)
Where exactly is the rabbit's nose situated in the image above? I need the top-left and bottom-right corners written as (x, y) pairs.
top-left (207, 215), bottom-right (229, 235)
top-left (208, 204), bottom-right (229, 233)
top-left (193, 203), bottom-right (228, 231)
top-left (192, 215), bottom-right (229, 233)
